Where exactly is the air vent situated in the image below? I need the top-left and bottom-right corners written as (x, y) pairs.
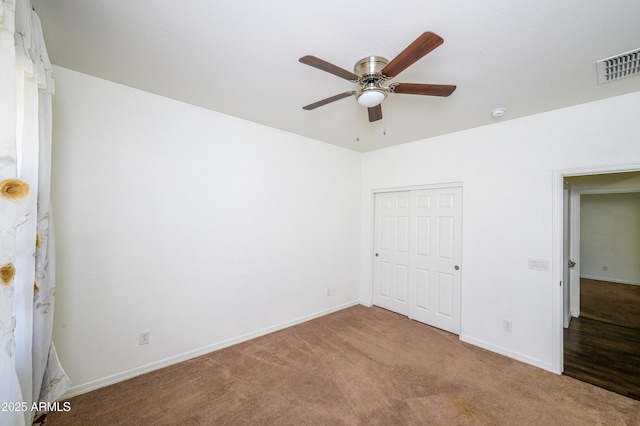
top-left (596, 48), bottom-right (640, 84)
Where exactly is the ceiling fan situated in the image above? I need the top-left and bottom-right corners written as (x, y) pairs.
top-left (299, 31), bottom-right (456, 122)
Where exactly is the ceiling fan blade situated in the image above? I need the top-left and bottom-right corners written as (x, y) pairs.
top-left (368, 105), bottom-right (383, 122)
top-left (299, 55), bottom-right (359, 81)
top-left (381, 32), bottom-right (444, 78)
top-left (302, 91), bottom-right (355, 110)
top-left (392, 83), bottom-right (456, 97)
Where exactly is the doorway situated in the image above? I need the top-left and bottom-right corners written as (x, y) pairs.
top-left (559, 171), bottom-right (640, 399)
top-left (372, 185), bottom-right (462, 334)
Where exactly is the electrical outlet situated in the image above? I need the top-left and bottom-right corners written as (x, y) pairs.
top-left (139, 330), bottom-right (150, 345)
top-left (603, 265), bottom-right (608, 272)
top-left (503, 320), bottom-right (513, 332)
top-left (326, 288), bottom-right (331, 297)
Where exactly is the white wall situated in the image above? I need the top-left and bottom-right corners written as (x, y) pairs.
top-left (580, 192), bottom-right (640, 284)
top-left (50, 67), bottom-right (362, 396)
top-left (51, 63), bottom-right (640, 394)
top-left (360, 90), bottom-right (640, 371)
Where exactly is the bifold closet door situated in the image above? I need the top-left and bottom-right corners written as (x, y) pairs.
top-left (373, 187), bottom-right (462, 334)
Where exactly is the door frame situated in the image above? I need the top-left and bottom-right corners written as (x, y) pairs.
top-left (552, 163), bottom-right (640, 374)
top-left (567, 186), bottom-right (640, 320)
top-left (369, 181), bottom-right (463, 324)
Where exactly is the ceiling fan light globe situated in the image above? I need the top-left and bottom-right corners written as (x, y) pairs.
top-left (357, 89), bottom-right (386, 108)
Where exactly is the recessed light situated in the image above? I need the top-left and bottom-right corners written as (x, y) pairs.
top-left (491, 107), bottom-right (506, 118)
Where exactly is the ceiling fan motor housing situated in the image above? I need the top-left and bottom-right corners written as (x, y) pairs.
top-left (354, 56), bottom-right (390, 106)
top-left (354, 56), bottom-right (389, 79)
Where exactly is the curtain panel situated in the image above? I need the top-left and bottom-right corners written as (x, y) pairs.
top-left (0, 1), bottom-right (70, 425)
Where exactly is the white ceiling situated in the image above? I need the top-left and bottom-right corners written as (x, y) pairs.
top-left (31, 0), bottom-right (640, 152)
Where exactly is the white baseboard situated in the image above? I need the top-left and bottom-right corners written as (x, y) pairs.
top-left (459, 334), bottom-right (553, 373)
top-left (580, 275), bottom-right (640, 286)
top-left (60, 300), bottom-right (360, 400)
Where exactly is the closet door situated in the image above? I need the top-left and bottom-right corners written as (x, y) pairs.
top-left (408, 187), bottom-right (462, 334)
top-left (373, 187), bottom-right (462, 334)
top-left (372, 191), bottom-right (411, 315)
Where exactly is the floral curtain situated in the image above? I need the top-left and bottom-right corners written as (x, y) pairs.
top-left (0, 1), bottom-right (70, 425)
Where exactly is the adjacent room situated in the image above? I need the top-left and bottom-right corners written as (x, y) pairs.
top-left (562, 174), bottom-right (640, 399)
top-left (2, 1), bottom-right (640, 424)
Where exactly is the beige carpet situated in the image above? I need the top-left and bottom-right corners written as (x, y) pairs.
top-left (47, 306), bottom-right (640, 425)
top-left (580, 278), bottom-right (640, 328)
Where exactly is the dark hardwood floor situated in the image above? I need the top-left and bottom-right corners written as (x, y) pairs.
top-left (564, 316), bottom-right (640, 400)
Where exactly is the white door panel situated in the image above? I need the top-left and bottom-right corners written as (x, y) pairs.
top-left (373, 192), bottom-right (410, 315)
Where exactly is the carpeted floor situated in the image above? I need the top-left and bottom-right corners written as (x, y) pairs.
top-left (580, 278), bottom-right (640, 328)
top-left (47, 305), bottom-right (640, 425)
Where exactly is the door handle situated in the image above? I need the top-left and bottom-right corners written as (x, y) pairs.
top-left (375, 253), bottom-right (379, 257)
top-left (568, 260), bottom-right (576, 268)
top-left (454, 265), bottom-right (460, 270)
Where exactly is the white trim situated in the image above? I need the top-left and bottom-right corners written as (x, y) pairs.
top-left (358, 299), bottom-right (373, 307)
top-left (560, 162), bottom-right (640, 177)
top-left (459, 334), bottom-right (552, 372)
top-left (569, 190), bottom-right (581, 317)
top-left (575, 188), bottom-right (640, 195)
top-left (562, 186), bottom-right (571, 328)
top-left (58, 301), bottom-right (361, 400)
top-left (552, 162), bottom-right (640, 375)
top-left (569, 184), bottom-right (640, 317)
top-left (552, 170), bottom-right (565, 374)
top-left (580, 275), bottom-right (640, 286)
top-left (371, 181), bottom-right (464, 194)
